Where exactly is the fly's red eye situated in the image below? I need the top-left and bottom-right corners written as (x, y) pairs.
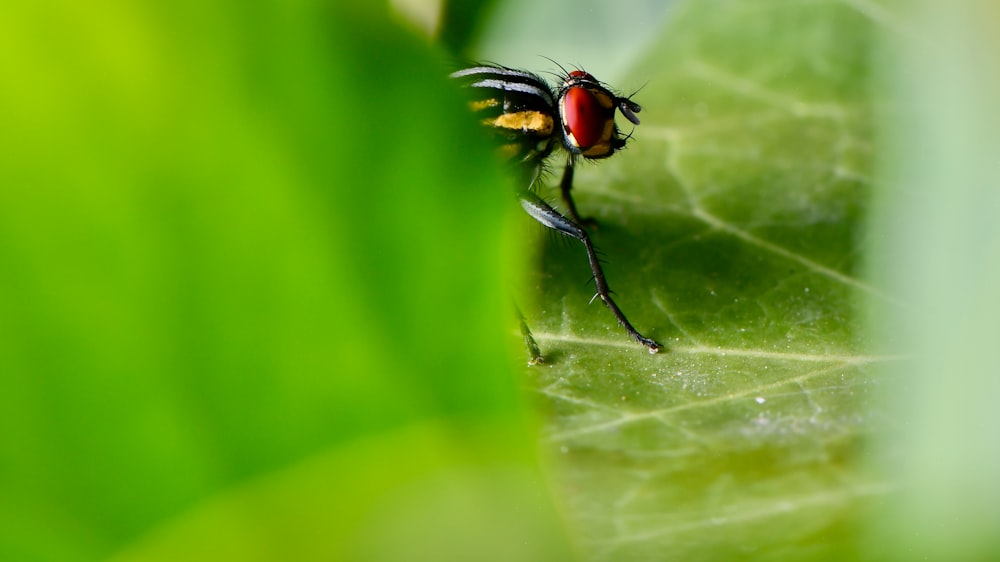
top-left (563, 86), bottom-right (605, 149)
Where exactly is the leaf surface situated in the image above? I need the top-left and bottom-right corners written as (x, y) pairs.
top-left (507, 1), bottom-right (900, 559)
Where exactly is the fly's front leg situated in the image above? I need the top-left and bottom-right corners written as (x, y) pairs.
top-left (559, 155), bottom-right (597, 229)
top-left (519, 191), bottom-right (661, 354)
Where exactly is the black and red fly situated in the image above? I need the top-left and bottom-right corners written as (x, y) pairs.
top-left (451, 64), bottom-right (660, 359)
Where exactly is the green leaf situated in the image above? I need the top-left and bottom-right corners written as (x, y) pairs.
top-left (0, 2), bottom-right (572, 561)
top-left (475, 0), bottom-right (896, 559)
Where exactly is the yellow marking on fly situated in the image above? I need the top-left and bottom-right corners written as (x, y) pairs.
top-left (469, 98), bottom-right (501, 112)
top-left (489, 110), bottom-right (554, 137)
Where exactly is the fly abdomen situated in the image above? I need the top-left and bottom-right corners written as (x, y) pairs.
top-left (450, 65), bottom-right (559, 164)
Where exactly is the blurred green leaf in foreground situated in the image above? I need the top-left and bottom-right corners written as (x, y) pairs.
top-left (0, 2), bottom-right (571, 561)
top-left (868, 0), bottom-right (1000, 559)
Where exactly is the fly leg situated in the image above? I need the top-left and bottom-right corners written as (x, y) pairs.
top-left (558, 155), bottom-right (598, 228)
top-left (516, 305), bottom-right (544, 365)
top-left (519, 191), bottom-right (661, 353)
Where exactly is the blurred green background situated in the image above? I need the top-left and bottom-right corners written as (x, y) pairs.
top-left (1, 0), bottom-right (998, 561)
